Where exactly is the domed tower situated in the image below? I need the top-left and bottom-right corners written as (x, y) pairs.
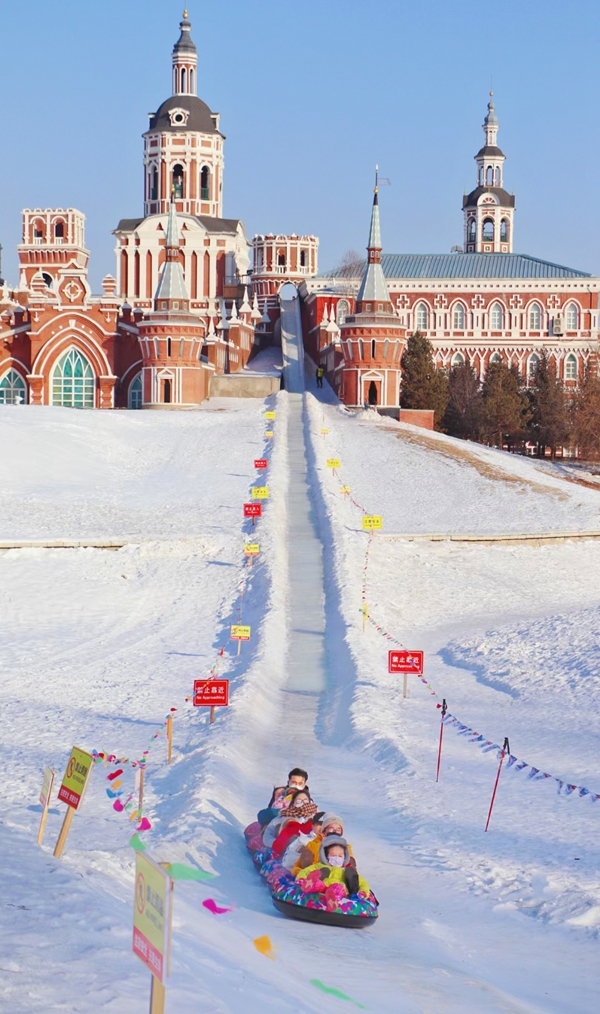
top-left (463, 94), bottom-right (515, 254)
top-left (143, 10), bottom-right (224, 219)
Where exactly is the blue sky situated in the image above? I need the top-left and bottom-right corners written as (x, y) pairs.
top-left (1, 0), bottom-right (599, 290)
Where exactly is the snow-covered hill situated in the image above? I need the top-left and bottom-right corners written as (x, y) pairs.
top-left (1, 394), bottom-right (599, 1013)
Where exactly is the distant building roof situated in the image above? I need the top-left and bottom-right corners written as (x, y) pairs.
top-left (329, 253), bottom-right (591, 281)
top-left (114, 214), bottom-right (242, 235)
top-left (463, 186), bottom-right (515, 209)
top-left (146, 94), bottom-right (221, 136)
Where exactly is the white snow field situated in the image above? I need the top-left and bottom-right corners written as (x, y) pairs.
top-left (1, 356), bottom-right (600, 1013)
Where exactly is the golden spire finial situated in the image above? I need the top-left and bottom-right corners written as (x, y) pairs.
top-left (183, 8), bottom-right (188, 17)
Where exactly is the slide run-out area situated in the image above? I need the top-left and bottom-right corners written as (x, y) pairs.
top-left (0, 301), bottom-right (599, 1012)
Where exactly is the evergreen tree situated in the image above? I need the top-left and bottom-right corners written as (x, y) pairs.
top-left (481, 360), bottom-right (529, 447)
top-left (443, 362), bottom-right (484, 439)
top-left (528, 351), bottom-right (570, 457)
top-left (572, 363), bottom-right (600, 460)
top-left (400, 332), bottom-right (449, 428)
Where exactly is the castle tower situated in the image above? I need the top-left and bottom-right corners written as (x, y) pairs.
top-left (338, 174), bottom-right (405, 409)
top-left (18, 208), bottom-right (90, 303)
top-left (463, 94), bottom-right (515, 254)
top-left (143, 10), bottom-right (224, 219)
top-left (137, 200), bottom-right (210, 407)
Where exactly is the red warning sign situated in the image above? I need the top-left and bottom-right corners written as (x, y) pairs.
top-left (193, 679), bottom-right (230, 707)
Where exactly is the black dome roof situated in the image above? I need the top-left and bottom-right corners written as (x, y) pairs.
top-left (463, 186), bottom-right (515, 210)
top-left (146, 94), bottom-right (221, 135)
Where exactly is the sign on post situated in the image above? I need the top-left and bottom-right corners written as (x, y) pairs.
top-left (362, 516), bottom-right (383, 530)
top-left (244, 502), bottom-right (262, 518)
top-left (265, 411), bottom-right (276, 420)
top-left (133, 851), bottom-right (172, 985)
top-left (254, 458), bottom-right (267, 470)
top-left (251, 486), bottom-right (269, 499)
top-left (37, 767), bottom-right (55, 846)
top-left (340, 485), bottom-right (351, 496)
top-left (327, 458), bottom-right (341, 469)
top-left (388, 650), bottom-right (424, 674)
top-left (244, 543), bottom-right (259, 556)
top-left (264, 430), bottom-right (274, 438)
top-left (230, 625), bottom-right (251, 641)
top-left (54, 746), bottom-right (93, 858)
top-left (193, 679), bottom-right (230, 707)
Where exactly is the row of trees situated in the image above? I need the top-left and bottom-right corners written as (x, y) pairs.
top-left (401, 333), bottom-right (600, 459)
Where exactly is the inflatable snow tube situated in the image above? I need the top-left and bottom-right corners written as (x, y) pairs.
top-left (245, 822), bottom-right (378, 927)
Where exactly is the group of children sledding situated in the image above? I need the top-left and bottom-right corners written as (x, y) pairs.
top-left (255, 766), bottom-right (370, 906)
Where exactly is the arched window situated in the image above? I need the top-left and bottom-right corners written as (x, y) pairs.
top-left (151, 167), bottom-right (158, 201)
top-left (163, 378), bottom-right (172, 404)
top-left (200, 166), bottom-right (210, 200)
top-left (358, 339), bottom-right (365, 359)
top-left (565, 303), bottom-right (579, 330)
top-left (490, 302), bottom-right (504, 329)
top-left (486, 166), bottom-right (493, 185)
top-left (415, 302), bottom-right (428, 330)
top-left (565, 354), bottom-right (577, 381)
top-left (189, 68), bottom-right (195, 94)
top-left (451, 351), bottom-right (465, 367)
top-left (336, 299), bottom-right (350, 325)
top-left (371, 339), bottom-right (376, 358)
top-left (300, 250), bottom-right (306, 267)
top-left (383, 339), bottom-right (390, 359)
top-left (452, 303), bottom-right (466, 329)
top-left (468, 218), bottom-right (476, 243)
top-left (277, 253), bottom-right (286, 267)
top-left (482, 219), bottom-right (494, 242)
top-left (489, 352), bottom-right (502, 364)
top-left (54, 221), bottom-right (64, 240)
top-left (528, 303), bottom-right (542, 330)
top-left (167, 337), bottom-right (172, 357)
top-left (345, 340), bottom-right (353, 359)
top-left (51, 348), bottom-right (95, 408)
top-left (42, 272), bottom-right (53, 289)
top-left (172, 164), bottom-right (184, 199)
top-left (0, 369), bottom-right (27, 405)
top-left (500, 219), bottom-right (508, 242)
top-left (129, 373), bottom-right (142, 409)
top-left (495, 167), bottom-right (500, 186)
top-left (181, 68), bottom-right (187, 93)
top-left (527, 353), bottom-right (541, 384)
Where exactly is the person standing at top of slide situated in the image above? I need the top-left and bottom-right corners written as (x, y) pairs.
top-left (316, 365), bottom-right (324, 388)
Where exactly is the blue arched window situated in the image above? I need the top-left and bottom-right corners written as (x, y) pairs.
top-left (0, 368), bottom-right (27, 404)
top-left (52, 348), bottom-right (95, 408)
top-left (129, 373), bottom-right (142, 409)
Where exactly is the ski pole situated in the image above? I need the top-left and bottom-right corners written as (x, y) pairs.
top-left (485, 737), bottom-right (510, 832)
top-left (435, 699), bottom-right (447, 782)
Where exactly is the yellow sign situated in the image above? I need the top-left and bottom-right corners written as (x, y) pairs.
top-left (321, 428), bottom-right (329, 435)
top-left (231, 624), bottom-right (251, 641)
top-left (244, 544), bottom-right (260, 556)
top-left (362, 515), bottom-right (383, 530)
top-left (340, 485), bottom-right (351, 494)
top-left (57, 746), bottom-right (93, 810)
top-left (327, 458), bottom-right (341, 469)
top-left (265, 430), bottom-right (274, 438)
top-left (251, 486), bottom-right (269, 499)
top-left (265, 411), bottom-right (276, 420)
top-left (133, 851), bottom-right (172, 984)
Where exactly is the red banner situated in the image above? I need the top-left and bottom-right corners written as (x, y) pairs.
top-left (388, 650), bottom-right (424, 674)
top-left (193, 679), bottom-right (229, 707)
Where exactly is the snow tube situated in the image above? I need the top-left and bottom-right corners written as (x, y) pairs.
top-left (244, 822), bottom-right (378, 927)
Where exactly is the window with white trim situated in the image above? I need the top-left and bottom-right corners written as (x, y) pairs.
top-left (452, 303), bottom-right (465, 329)
top-left (528, 303), bottom-right (542, 329)
top-left (0, 369), bottom-right (27, 404)
top-left (565, 303), bottom-right (579, 330)
top-left (336, 299), bottom-right (350, 325)
top-left (490, 303), bottom-right (504, 329)
top-left (527, 353), bottom-right (540, 384)
top-left (52, 348), bottom-right (95, 408)
top-left (451, 351), bottom-right (465, 367)
top-left (415, 303), bottom-right (428, 330)
top-left (489, 352), bottom-right (502, 364)
top-left (565, 354), bottom-right (577, 381)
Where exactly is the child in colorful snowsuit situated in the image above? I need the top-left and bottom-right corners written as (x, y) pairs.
top-left (295, 836), bottom-right (369, 902)
top-left (291, 812), bottom-right (354, 875)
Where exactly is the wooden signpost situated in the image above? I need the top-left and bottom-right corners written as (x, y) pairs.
top-left (37, 767), bottom-right (55, 846)
top-left (230, 624), bottom-right (251, 655)
top-left (133, 851), bottom-right (172, 1014)
top-left (388, 649), bottom-right (424, 699)
top-left (54, 746), bottom-right (93, 858)
top-left (362, 515), bottom-right (383, 530)
top-left (244, 543), bottom-right (260, 566)
top-left (193, 678), bottom-right (230, 724)
top-left (321, 428), bottom-right (329, 436)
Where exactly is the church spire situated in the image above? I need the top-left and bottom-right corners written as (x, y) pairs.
top-left (172, 9), bottom-right (198, 95)
top-left (356, 167), bottom-right (392, 312)
top-left (462, 93), bottom-right (515, 254)
top-left (154, 200), bottom-right (189, 311)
